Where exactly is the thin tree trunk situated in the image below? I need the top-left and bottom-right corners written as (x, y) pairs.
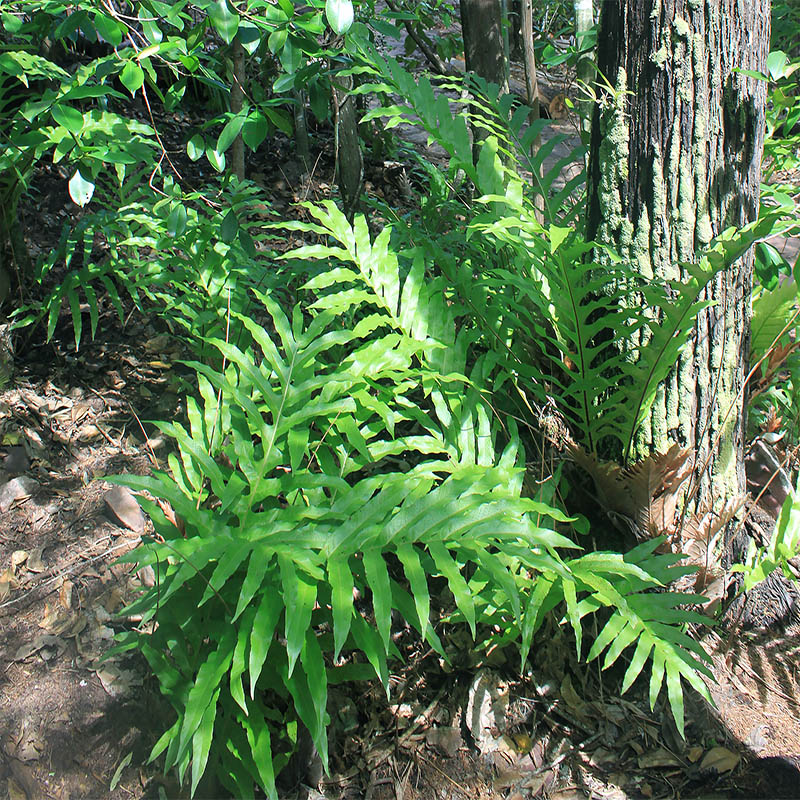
top-left (574, 0), bottom-right (594, 137)
top-left (460, 0), bottom-right (508, 162)
top-left (230, 38), bottom-right (246, 181)
top-left (293, 90), bottom-right (311, 175)
top-left (332, 74), bottom-right (363, 222)
top-left (521, 0), bottom-right (539, 122)
top-left (586, 1), bottom-right (770, 512)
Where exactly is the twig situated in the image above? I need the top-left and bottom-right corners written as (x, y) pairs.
top-left (383, 0), bottom-right (459, 77)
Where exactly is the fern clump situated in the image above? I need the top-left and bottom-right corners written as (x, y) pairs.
top-left (107, 198), bottom-right (722, 795)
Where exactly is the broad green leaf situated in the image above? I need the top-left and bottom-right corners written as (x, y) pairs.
top-left (187, 134), bottom-right (205, 160)
top-left (245, 699), bottom-right (276, 796)
top-left (94, 12), bottom-right (125, 47)
top-left (767, 50), bottom-right (788, 81)
top-left (242, 112), bottom-right (268, 150)
top-left (140, 14), bottom-right (163, 44)
top-left (428, 541), bottom-right (475, 637)
top-left (177, 628), bottom-right (235, 763)
top-left (209, 0), bottom-right (239, 43)
top-left (363, 549), bottom-right (392, 652)
top-left (2, 12), bottom-right (23, 34)
top-left (621, 632), bottom-right (654, 694)
top-left (220, 209), bottom-right (239, 242)
top-left (268, 28), bottom-right (287, 54)
top-left (234, 549), bottom-right (272, 621)
top-left (69, 170), bottom-right (95, 206)
top-left (249, 591), bottom-right (282, 698)
top-left (120, 61), bottom-right (145, 94)
top-left (167, 204), bottom-right (188, 238)
top-left (199, 539), bottom-right (251, 605)
top-left (395, 543), bottom-right (430, 639)
top-left (51, 104), bottom-right (84, 134)
top-left (206, 147), bottom-right (226, 172)
top-left (279, 37), bottom-right (301, 73)
top-left (326, 0), bottom-right (354, 34)
top-left (301, 630), bottom-right (328, 740)
top-left (237, 21), bottom-right (261, 54)
top-left (229, 606), bottom-right (254, 713)
top-left (217, 113), bottom-right (245, 154)
top-left (190, 689), bottom-right (218, 796)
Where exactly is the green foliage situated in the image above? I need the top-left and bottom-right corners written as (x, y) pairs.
top-left (106, 200), bottom-right (573, 795)
top-left (14, 175), bottom-right (276, 355)
top-left (355, 50), bottom-right (782, 460)
top-left (109, 197), bottom-right (719, 794)
top-left (732, 476), bottom-right (800, 591)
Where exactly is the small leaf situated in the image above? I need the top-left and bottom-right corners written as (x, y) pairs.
top-left (69, 170), bottom-right (95, 206)
top-left (167, 204), bottom-right (188, 238)
top-left (109, 752), bottom-right (132, 791)
top-left (206, 147), bottom-right (226, 172)
top-left (120, 61), bottom-right (144, 94)
top-left (325, 0), bottom-right (354, 35)
top-left (93, 12), bottom-right (124, 46)
top-left (767, 50), bottom-right (788, 81)
top-left (217, 113), bottom-right (245, 154)
top-left (187, 134), bottom-right (205, 161)
top-left (242, 111), bottom-right (268, 150)
top-left (220, 209), bottom-right (239, 243)
top-left (237, 21), bottom-right (261, 55)
top-left (51, 104), bottom-right (84, 134)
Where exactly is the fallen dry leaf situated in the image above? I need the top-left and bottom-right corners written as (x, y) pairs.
top-left (104, 485), bottom-right (145, 532)
top-left (59, 578), bottom-right (73, 609)
top-left (560, 674), bottom-right (589, 719)
top-left (687, 745), bottom-right (704, 763)
top-left (425, 726), bottom-right (463, 758)
top-left (95, 664), bottom-right (142, 697)
top-left (14, 634), bottom-right (66, 662)
top-left (0, 565), bottom-right (18, 600)
top-left (39, 604), bottom-right (86, 637)
top-left (11, 550), bottom-right (27, 569)
top-left (700, 746), bottom-right (740, 774)
top-left (26, 546), bottom-right (44, 573)
top-left (637, 747), bottom-right (682, 768)
top-left (0, 476), bottom-right (39, 512)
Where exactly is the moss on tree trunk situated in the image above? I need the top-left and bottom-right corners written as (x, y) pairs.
top-left (587, 0), bottom-right (770, 510)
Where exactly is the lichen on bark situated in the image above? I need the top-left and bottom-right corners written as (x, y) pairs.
top-left (586, 0), bottom-right (770, 516)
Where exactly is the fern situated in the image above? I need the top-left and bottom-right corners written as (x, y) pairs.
top-left (108, 203), bottom-right (577, 796)
top-left (14, 175), bottom-right (276, 355)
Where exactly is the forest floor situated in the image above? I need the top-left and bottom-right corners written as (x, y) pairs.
top-left (2, 30), bottom-right (800, 800)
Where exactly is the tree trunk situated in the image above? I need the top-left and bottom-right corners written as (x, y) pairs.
top-left (333, 74), bottom-right (363, 222)
top-left (574, 0), bottom-right (594, 137)
top-left (460, 0), bottom-right (508, 162)
top-left (586, 1), bottom-right (770, 511)
top-left (230, 38), bottom-right (246, 181)
top-left (460, 0), bottom-right (507, 91)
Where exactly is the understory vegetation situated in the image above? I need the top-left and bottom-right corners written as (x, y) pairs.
top-left (2, 1), bottom-right (800, 796)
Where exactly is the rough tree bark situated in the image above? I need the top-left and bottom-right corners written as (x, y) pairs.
top-left (586, 1), bottom-right (770, 511)
top-left (459, 0), bottom-right (507, 91)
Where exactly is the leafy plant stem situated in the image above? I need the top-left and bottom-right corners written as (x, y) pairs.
top-left (681, 302), bottom-right (800, 523)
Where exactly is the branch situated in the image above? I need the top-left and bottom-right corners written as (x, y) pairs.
top-left (383, 0), bottom-right (459, 77)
